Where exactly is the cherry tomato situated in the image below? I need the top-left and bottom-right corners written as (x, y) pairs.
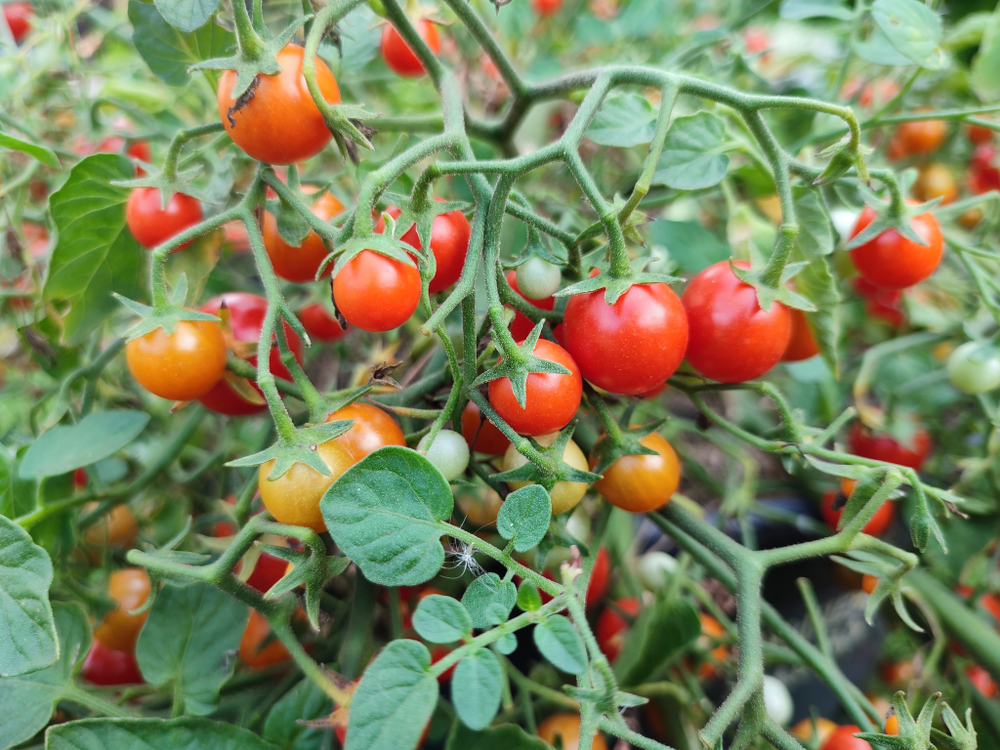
top-left (93, 568), bottom-right (151, 652)
top-left (126, 320), bottom-right (227, 401)
top-left (381, 19), bottom-right (441, 78)
top-left (596, 597), bottom-right (640, 662)
top-left (947, 341), bottom-right (1000, 394)
top-left (197, 293), bottom-right (304, 416)
top-left (967, 122), bottom-right (995, 145)
top-left (820, 489), bottom-right (894, 537)
top-left (92, 134), bottom-right (151, 176)
top-left (239, 609), bottom-right (291, 669)
top-left (218, 44), bottom-right (340, 165)
top-left (82, 503), bottom-right (138, 549)
top-left (326, 402), bottom-right (406, 461)
top-left (586, 546), bottom-right (611, 608)
top-left (967, 663), bottom-right (999, 698)
top-left (852, 277), bottom-right (905, 327)
top-left (333, 250), bottom-right (421, 332)
top-left (848, 206), bottom-right (942, 290)
top-left (563, 281), bottom-right (688, 395)
top-left (682, 260), bottom-right (791, 383)
top-left (884, 714), bottom-right (899, 735)
top-left (537, 713), bottom-right (608, 750)
top-left (742, 26), bottom-right (770, 56)
top-left (4, 1), bottom-right (31, 43)
top-left (848, 423), bottom-right (930, 471)
top-left (969, 144), bottom-right (1000, 194)
top-left (258, 440), bottom-right (355, 532)
top-left (263, 193), bottom-right (344, 282)
top-left (762, 675), bottom-right (794, 726)
top-left (488, 339), bottom-right (582, 436)
top-left (245, 550), bottom-right (289, 594)
top-left (298, 303), bottom-right (347, 342)
top-left (840, 77), bottom-right (899, 110)
top-left (531, 0), bottom-right (562, 16)
top-left (455, 484), bottom-right (504, 526)
top-left (913, 163), bottom-right (957, 205)
top-left (126, 188), bottom-right (203, 251)
top-left (791, 717), bottom-right (837, 745)
top-left (223, 220), bottom-right (251, 252)
top-left (505, 269), bottom-right (557, 342)
top-left (377, 203), bottom-right (471, 293)
top-left (502, 435), bottom-right (589, 514)
top-left (81, 639), bottom-right (144, 686)
top-left (821, 725), bottom-right (872, 750)
top-left (461, 401), bottom-right (511, 455)
top-left (862, 574), bottom-right (878, 594)
top-left (418, 429), bottom-right (469, 481)
top-left (592, 432), bottom-right (680, 513)
top-left (516, 257), bottom-right (562, 301)
top-left (782, 308), bottom-right (819, 361)
top-left (888, 117), bottom-right (946, 159)
top-left (696, 613), bottom-right (730, 679)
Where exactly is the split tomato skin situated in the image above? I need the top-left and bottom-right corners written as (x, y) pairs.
top-left (263, 193), bottom-right (344, 283)
top-left (126, 320), bottom-right (227, 402)
top-left (333, 250), bottom-right (421, 332)
top-left (848, 206), bottom-right (943, 290)
top-left (217, 44), bottom-right (341, 165)
top-left (381, 20), bottom-right (441, 77)
top-left (126, 188), bottom-right (203, 251)
top-left (681, 260), bottom-right (792, 383)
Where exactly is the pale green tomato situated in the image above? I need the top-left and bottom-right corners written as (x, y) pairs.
top-left (762, 675), bottom-right (793, 726)
top-left (516, 256), bottom-right (562, 300)
top-left (637, 551), bottom-right (678, 591)
top-left (947, 341), bottom-right (1000, 394)
top-left (418, 429), bottom-right (470, 481)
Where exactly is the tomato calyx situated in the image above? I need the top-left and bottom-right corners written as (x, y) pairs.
top-left (323, 213), bottom-right (422, 280)
top-left (115, 276), bottom-right (221, 341)
top-left (726, 245), bottom-right (817, 315)
top-left (586, 393), bottom-right (662, 475)
top-left (853, 692), bottom-right (948, 749)
top-left (473, 323), bottom-right (572, 408)
top-left (252, 541), bottom-right (350, 630)
top-left (382, 189), bottom-right (470, 262)
top-left (845, 180), bottom-right (941, 255)
top-left (227, 421), bottom-right (355, 485)
top-left (491, 422), bottom-right (601, 493)
top-left (555, 257), bottom-right (680, 307)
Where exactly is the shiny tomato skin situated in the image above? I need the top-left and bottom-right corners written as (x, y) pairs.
top-left (592, 432), bottom-right (680, 513)
top-left (848, 206), bottom-right (943, 290)
top-left (258, 440), bottom-right (355, 532)
top-left (821, 725), bottom-right (872, 750)
top-left (4, 2), bottom-right (31, 43)
top-left (681, 261), bottom-right (791, 383)
top-left (488, 339), bottom-right (582, 436)
top-left (126, 320), bottom-right (227, 401)
top-left (377, 203), bottom-right (471, 293)
top-left (81, 639), bottom-right (144, 686)
top-left (820, 489), bottom-right (894, 537)
top-left (506, 269), bottom-right (556, 341)
top-left (461, 401), bottom-right (511, 455)
top-left (239, 609), bottom-right (291, 669)
top-left (595, 597), bottom-right (640, 663)
top-left (847, 423), bottom-right (931, 471)
top-left (263, 193), bottom-right (344, 282)
top-left (298, 303), bottom-right (347, 342)
top-left (93, 568), bottom-right (152, 652)
top-left (563, 282), bottom-right (688, 395)
top-left (245, 551), bottom-right (289, 594)
top-left (888, 118), bottom-right (946, 159)
top-left (782, 308), bottom-right (819, 361)
top-left (537, 713), bottom-right (608, 750)
top-left (585, 546), bottom-right (611, 608)
top-left (333, 250), bottom-right (421, 332)
top-left (326, 402), bottom-right (406, 461)
top-left (381, 20), bottom-right (441, 78)
top-left (218, 44), bottom-right (340, 165)
top-left (531, 0), bottom-right (562, 16)
top-left (126, 188), bottom-right (203, 251)
top-left (197, 293), bottom-right (304, 416)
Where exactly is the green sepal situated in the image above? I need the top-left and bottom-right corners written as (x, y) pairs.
top-left (315, 385), bottom-right (374, 420)
top-left (381, 190), bottom-right (469, 253)
top-left (931, 704), bottom-right (977, 750)
top-left (472, 323), bottom-right (572, 408)
top-left (490, 424), bottom-right (602, 490)
top-left (257, 544), bottom-right (350, 630)
top-left (588, 419), bottom-right (663, 476)
top-left (554, 256), bottom-right (682, 306)
top-left (728, 255), bottom-right (818, 314)
top-left (115, 280), bottom-right (221, 340)
top-left (322, 232), bottom-right (421, 279)
top-left (846, 177), bottom-right (942, 250)
top-left (855, 692), bottom-right (942, 750)
top-left (508, 226), bottom-right (565, 267)
top-left (814, 137), bottom-right (873, 186)
top-left (225, 420), bottom-right (354, 478)
top-left (614, 691), bottom-right (649, 708)
top-left (110, 164), bottom-right (215, 206)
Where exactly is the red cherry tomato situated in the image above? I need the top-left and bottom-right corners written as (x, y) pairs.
top-left (853, 277), bottom-right (905, 327)
top-left (505, 269), bottom-right (557, 341)
top-left (298, 303), bottom-right (347, 342)
top-left (197, 293), bottom-right (304, 416)
top-left (263, 193), bottom-right (344, 283)
top-left (126, 320), bottom-right (228, 401)
top-left (782, 308), bottom-right (819, 361)
top-left (820, 489), bottom-right (894, 537)
top-left (125, 188), bottom-right (203, 251)
top-left (376, 203), bottom-right (470, 293)
top-left (969, 145), bottom-right (1000, 194)
top-left (461, 401), bottom-right (511, 455)
top-left (81, 639), bottom-right (144, 686)
top-left (848, 206), bottom-right (943, 290)
top-left (488, 338), bottom-right (582, 436)
top-left (563, 282), bottom-right (688, 395)
top-left (967, 663), bottom-right (999, 698)
top-left (681, 260), bottom-right (791, 383)
top-left (381, 19), bottom-right (441, 78)
top-left (967, 122), bottom-right (995, 145)
top-left (218, 44), bottom-right (340, 165)
top-left (820, 725), bottom-right (872, 750)
top-left (847, 423), bottom-right (930, 471)
top-left (333, 250), bottom-right (421, 332)
top-left (531, 0), bottom-right (562, 16)
top-left (245, 551), bottom-right (288, 594)
top-left (586, 546), bottom-right (611, 608)
top-left (595, 597), bottom-right (640, 662)
top-left (4, 1), bottom-right (32, 43)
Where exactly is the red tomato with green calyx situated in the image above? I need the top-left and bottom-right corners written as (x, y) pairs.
top-left (126, 188), bottom-right (202, 251)
top-left (848, 206), bottom-right (942, 290)
top-left (820, 725), bottom-right (872, 750)
top-left (333, 250), bottom-right (421, 332)
top-left (381, 19), bottom-right (440, 78)
top-left (376, 203), bottom-right (470, 293)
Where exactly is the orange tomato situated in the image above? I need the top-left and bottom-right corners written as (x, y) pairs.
top-left (239, 609), bottom-right (291, 669)
top-left (263, 193), bottom-right (344, 283)
top-left (326, 402), bottom-right (406, 461)
top-left (93, 568), bottom-right (152, 652)
top-left (537, 713), bottom-right (608, 750)
top-left (257, 440), bottom-right (355, 532)
top-left (592, 432), bottom-right (680, 513)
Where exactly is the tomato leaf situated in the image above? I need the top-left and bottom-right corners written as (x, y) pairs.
top-left (792, 255), bottom-right (841, 377)
top-left (327, 6), bottom-right (382, 76)
top-left (516, 580), bottom-right (542, 612)
top-left (646, 219), bottom-right (730, 276)
top-left (615, 596), bottom-right (701, 686)
top-left (872, 0), bottom-right (946, 70)
top-left (461, 574), bottom-right (517, 629)
top-left (44, 154), bottom-right (145, 345)
top-left (651, 112), bottom-right (730, 191)
top-left (345, 640), bottom-right (438, 750)
top-left (853, 28), bottom-right (914, 66)
top-left (153, 0), bottom-right (220, 33)
top-left (496, 485), bottom-right (551, 553)
top-left (322, 447), bottom-right (454, 586)
top-left (0, 131), bottom-right (59, 168)
top-left (129, 1), bottom-right (235, 87)
top-left (533, 614), bottom-right (587, 674)
top-left (263, 678), bottom-right (331, 750)
top-left (18, 411), bottom-right (149, 481)
top-left (135, 582), bottom-right (248, 716)
top-left (45, 718), bottom-right (281, 749)
top-left (791, 187), bottom-right (835, 261)
top-left (445, 722), bottom-right (551, 750)
top-left (972, 5), bottom-right (1000, 101)
top-left (452, 649), bottom-right (503, 731)
top-left (586, 92), bottom-right (657, 148)
top-left (412, 595), bottom-right (472, 644)
top-left (779, 0), bottom-right (852, 20)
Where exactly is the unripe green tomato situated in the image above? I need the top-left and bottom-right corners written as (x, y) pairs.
top-left (947, 341), bottom-right (1000, 394)
top-left (762, 675), bottom-right (793, 726)
top-left (637, 551), bottom-right (677, 591)
top-left (418, 429), bottom-right (470, 481)
top-left (516, 256), bottom-right (561, 300)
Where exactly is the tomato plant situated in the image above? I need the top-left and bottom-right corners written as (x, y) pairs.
top-left (381, 19), bottom-right (441, 77)
top-left (263, 192), bottom-right (344, 282)
top-left (488, 338), bottom-right (582, 436)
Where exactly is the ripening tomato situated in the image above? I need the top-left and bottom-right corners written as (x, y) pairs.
top-left (742, 26), bottom-right (770, 55)
top-left (381, 19), bottom-right (441, 78)
top-left (455, 484), bottom-right (504, 526)
top-left (4, 2), bottom-right (31, 43)
top-left (966, 663), bottom-right (999, 698)
top-left (239, 609), bottom-right (291, 669)
top-left (848, 423), bottom-right (930, 471)
top-left (531, 0), bottom-right (562, 16)
top-left (506, 269), bottom-right (557, 341)
top-left (502, 435), bottom-right (589, 515)
top-left (488, 339), bottom-right (582, 436)
top-left (969, 145), bottom-right (1000, 194)
top-left (884, 714), bottom-right (899, 735)
top-left (376, 203), bottom-right (471, 294)
top-left (263, 193), bottom-right (344, 282)
top-left (791, 717), bottom-right (837, 745)
top-left (947, 341), bottom-right (1000, 394)
top-left (563, 282), bottom-right (688, 395)
top-left (537, 714), bottom-right (608, 750)
top-left (218, 45), bottom-right (340, 165)
top-left (888, 117), bottom-right (946, 160)
top-left (596, 598), bottom-right (640, 662)
top-left (696, 613), bottom-right (730, 679)
top-left (326, 402), bottom-right (406, 461)
top-left (862, 574), bottom-right (878, 594)
top-left (848, 206), bottom-right (942, 290)
top-left (198, 293), bottom-right (304, 416)
top-left (461, 401), bottom-right (510, 455)
top-left (126, 188), bottom-right (203, 251)
top-left (967, 122), bottom-right (995, 145)
top-left (333, 250), bottom-right (421, 332)
top-left (782, 308), bottom-right (819, 361)
top-left (81, 639), bottom-right (144, 686)
top-left (82, 503), bottom-right (138, 549)
top-left (126, 320), bottom-right (227, 401)
top-left (821, 725), bottom-right (872, 750)
top-left (298, 303), bottom-right (347, 342)
top-left (913, 163), bottom-right (957, 205)
top-left (820, 489), bottom-right (894, 537)
top-left (93, 568), bottom-right (151, 652)
top-left (592, 432), bottom-right (680, 513)
top-left (258, 440), bottom-right (355, 532)
top-left (682, 260), bottom-right (791, 383)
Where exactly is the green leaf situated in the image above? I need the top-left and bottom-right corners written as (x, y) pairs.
top-left (533, 615), bottom-right (587, 674)
top-left (321, 447), bottom-right (453, 587)
top-left (153, 0), bottom-right (220, 33)
top-left (452, 649), bottom-right (503, 730)
top-left (129, 1), bottom-right (235, 87)
top-left (793, 255), bottom-right (841, 377)
top-left (779, 0), bottom-right (852, 20)
top-left (45, 718), bottom-right (281, 749)
top-left (853, 28), bottom-right (914, 66)
top-left (516, 580), bottom-right (542, 612)
top-left (44, 154), bottom-right (145, 345)
top-left (263, 678), bottom-right (331, 750)
top-left (346, 640), bottom-right (439, 750)
top-left (586, 93), bottom-right (657, 148)
top-left (0, 131), bottom-right (59, 168)
top-left (647, 219), bottom-right (730, 275)
top-left (496, 485), bottom-right (551, 553)
top-left (945, 11), bottom-right (991, 51)
top-left (329, 7), bottom-right (383, 75)
top-left (0, 516), bottom-right (57, 678)
top-left (616, 597), bottom-right (701, 686)
top-left (651, 112), bottom-right (730, 191)
top-left (792, 187), bottom-right (834, 261)
top-left (871, 0), bottom-right (946, 70)
top-left (461, 574), bottom-right (516, 630)
top-left (972, 6), bottom-right (1000, 101)
top-left (495, 633), bottom-right (517, 656)
top-left (18, 411), bottom-right (149, 481)
top-left (164, 231), bottom-right (222, 307)
top-left (0, 603), bottom-right (89, 750)
top-left (412, 595), bottom-right (472, 644)
top-left (136, 582), bottom-right (248, 716)
top-left (446, 722), bottom-right (550, 750)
